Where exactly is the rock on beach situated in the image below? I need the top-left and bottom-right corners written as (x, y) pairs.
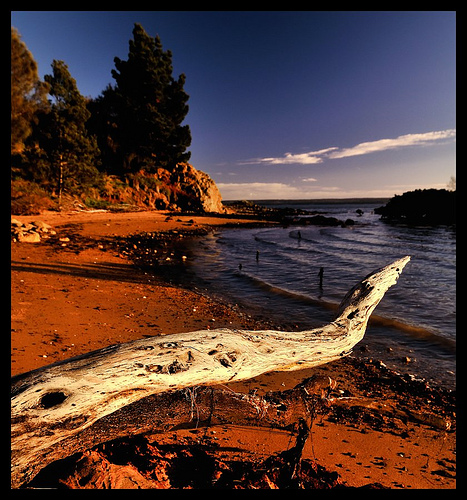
top-left (11, 218), bottom-right (55, 243)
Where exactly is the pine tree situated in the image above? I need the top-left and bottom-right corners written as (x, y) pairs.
top-left (11, 27), bottom-right (49, 153)
top-left (35, 60), bottom-right (101, 204)
top-left (104, 23), bottom-right (191, 173)
top-left (86, 85), bottom-right (122, 174)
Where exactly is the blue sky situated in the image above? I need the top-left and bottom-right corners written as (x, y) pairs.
top-left (11, 11), bottom-right (456, 200)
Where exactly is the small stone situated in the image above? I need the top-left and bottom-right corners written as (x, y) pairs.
top-left (32, 221), bottom-right (52, 231)
top-left (18, 231), bottom-right (41, 243)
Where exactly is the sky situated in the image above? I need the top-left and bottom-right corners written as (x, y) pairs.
top-left (11, 11), bottom-right (456, 200)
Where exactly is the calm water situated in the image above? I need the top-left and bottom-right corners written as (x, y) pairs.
top-left (185, 202), bottom-right (456, 388)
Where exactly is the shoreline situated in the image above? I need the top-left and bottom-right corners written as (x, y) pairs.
top-left (11, 209), bottom-right (275, 376)
top-left (162, 224), bottom-right (455, 390)
top-left (11, 209), bottom-right (456, 488)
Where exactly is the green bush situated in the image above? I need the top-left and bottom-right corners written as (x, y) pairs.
top-left (83, 197), bottom-right (111, 210)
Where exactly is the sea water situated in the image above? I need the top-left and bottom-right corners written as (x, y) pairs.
top-left (185, 201), bottom-right (456, 388)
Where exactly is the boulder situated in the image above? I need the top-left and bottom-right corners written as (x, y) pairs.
top-left (17, 231), bottom-right (41, 243)
top-left (169, 163), bottom-right (225, 213)
top-left (32, 221), bottom-right (52, 232)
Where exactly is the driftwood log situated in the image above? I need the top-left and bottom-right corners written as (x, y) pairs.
top-left (11, 256), bottom-right (410, 488)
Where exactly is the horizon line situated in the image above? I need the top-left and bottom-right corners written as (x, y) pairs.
top-left (222, 196), bottom-right (391, 204)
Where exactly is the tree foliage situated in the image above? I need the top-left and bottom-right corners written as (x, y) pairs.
top-left (11, 27), bottom-right (49, 153)
top-left (27, 60), bottom-right (101, 203)
top-left (89, 23), bottom-right (191, 174)
top-left (447, 176), bottom-right (456, 191)
top-left (12, 22), bottom-right (193, 211)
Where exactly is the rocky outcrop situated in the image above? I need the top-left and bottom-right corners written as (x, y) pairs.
top-left (164, 163), bottom-right (225, 213)
top-left (11, 162), bottom-right (225, 215)
top-left (104, 163), bottom-right (225, 213)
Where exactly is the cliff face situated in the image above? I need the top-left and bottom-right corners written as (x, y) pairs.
top-left (104, 163), bottom-right (225, 213)
top-left (168, 163), bottom-right (225, 213)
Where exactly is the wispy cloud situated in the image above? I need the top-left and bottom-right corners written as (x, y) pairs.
top-left (217, 182), bottom-right (304, 199)
top-left (328, 129), bottom-right (456, 159)
top-left (240, 129), bottom-right (456, 165)
top-left (217, 182), bottom-right (348, 200)
top-left (240, 147), bottom-right (338, 165)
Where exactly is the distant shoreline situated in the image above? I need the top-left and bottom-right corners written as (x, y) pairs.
top-left (224, 197), bottom-right (390, 206)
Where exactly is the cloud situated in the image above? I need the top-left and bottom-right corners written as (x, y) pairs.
top-left (240, 129), bottom-right (455, 165)
top-left (302, 177), bottom-right (318, 182)
top-left (217, 182), bottom-right (349, 200)
top-left (327, 129), bottom-right (456, 159)
top-left (218, 181), bottom-right (448, 201)
top-left (217, 182), bottom-right (305, 200)
top-left (240, 147), bottom-right (338, 165)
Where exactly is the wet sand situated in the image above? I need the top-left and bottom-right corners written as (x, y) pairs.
top-left (11, 209), bottom-right (456, 489)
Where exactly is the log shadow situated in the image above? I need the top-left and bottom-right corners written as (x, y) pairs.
top-left (11, 260), bottom-right (152, 285)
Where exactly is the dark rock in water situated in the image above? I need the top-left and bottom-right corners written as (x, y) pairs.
top-left (222, 202), bottom-right (356, 227)
top-left (306, 215), bottom-right (341, 226)
top-left (225, 200), bottom-right (315, 221)
top-left (305, 215), bottom-right (355, 227)
top-left (374, 189), bottom-right (456, 225)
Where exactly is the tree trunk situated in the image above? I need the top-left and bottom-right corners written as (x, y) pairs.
top-left (11, 257), bottom-right (410, 488)
top-left (58, 156), bottom-right (64, 207)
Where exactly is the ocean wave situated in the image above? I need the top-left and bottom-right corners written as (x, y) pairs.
top-left (237, 269), bottom-right (339, 311)
top-left (235, 269), bottom-right (455, 354)
top-left (368, 314), bottom-right (456, 354)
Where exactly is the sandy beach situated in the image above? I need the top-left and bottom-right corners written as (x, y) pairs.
top-left (11, 209), bottom-right (456, 489)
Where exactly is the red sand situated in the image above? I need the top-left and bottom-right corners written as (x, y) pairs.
top-left (11, 210), bottom-right (456, 489)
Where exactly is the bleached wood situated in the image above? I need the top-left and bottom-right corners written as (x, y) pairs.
top-left (11, 256), bottom-right (410, 487)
